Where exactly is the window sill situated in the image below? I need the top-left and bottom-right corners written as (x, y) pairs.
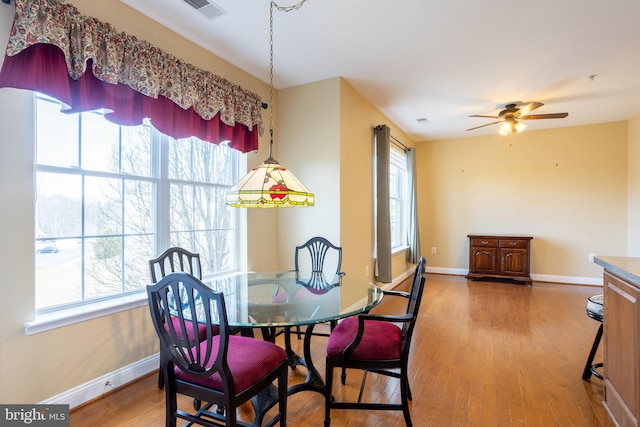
top-left (24, 292), bottom-right (148, 336)
top-left (392, 245), bottom-right (409, 256)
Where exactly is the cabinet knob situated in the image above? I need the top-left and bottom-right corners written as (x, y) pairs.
top-left (481, 240), bottom-right (488, 245)
top-left (509, 241), bottom-right (517, 245)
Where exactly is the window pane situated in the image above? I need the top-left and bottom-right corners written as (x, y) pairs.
top-left (196, 230), bottom-right (235, 274)
top-left (81, 111), bottom-right (121, 173)
top-left (36, 238), bottom-right (82, 310)
top-left (85, 176), bottom-right (122, 236)
top-left (85, 237), bottom-right (123, 299)
top-left (389, 146), bottom-right (408, 249)
top-left (124, 179), bottom-right (153, 235)
top-left (170, 183), bottom-right (194, 232)
top-left (36, 172), bottom-right (82, 238)
top-left (168, 138), bottom-right (192, 181)
top-left (36, 98), bottom-right (79, 168)
top-left (194, 185), bottom-right (216, 230)
top-left (122, 125), bottom-right (153, 177)
top-left (124, 235), bottom-right (153, 291)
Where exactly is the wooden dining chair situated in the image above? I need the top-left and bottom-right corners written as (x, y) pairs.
top-left (149, 247), bottom-right (207, 389)
top-left (147, 272), bottom-right (288, 427)
top-left (324, 256), bottom-right (426, 427)
top-left (149, 246), bottom-right (203, 283)
top-left (273, 237), bottom-right (344, 368)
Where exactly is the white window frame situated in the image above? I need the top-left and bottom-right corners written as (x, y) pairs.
top-left (28, 94), bottom-right (244, 334)
top-left (389, 145), bottom-right (409, 252)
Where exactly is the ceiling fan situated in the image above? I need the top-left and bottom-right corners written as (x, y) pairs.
top-left (466, 102), bottom-right (569, 134)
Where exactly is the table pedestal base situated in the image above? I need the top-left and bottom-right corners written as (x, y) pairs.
top-left (251, 324), bottom-right (326, 426)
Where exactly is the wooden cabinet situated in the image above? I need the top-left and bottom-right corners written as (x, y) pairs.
top-left (467, 234), bottom-right (532, 285)
top-left (603, 271), bottom-right (640, 427)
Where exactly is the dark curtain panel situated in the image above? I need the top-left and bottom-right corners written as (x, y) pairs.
top-left (374, 124), bottom-right (392, 283)
top-left (406, 147), bottom-right (422, 263)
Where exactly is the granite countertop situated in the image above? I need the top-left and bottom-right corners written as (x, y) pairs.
top-left (594, 256), bottom-right (640, 286)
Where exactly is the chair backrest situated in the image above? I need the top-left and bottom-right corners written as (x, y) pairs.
top-left (402, 256), bottom-right (426, 355)
top-left (295, 237), bottom-right (343, 290)
top-left (295, 237), bottom-right (342, 275)
top-left (147, 272), bottom-right (231, 384)
top-left (149, 247), bottom-right (202, 283)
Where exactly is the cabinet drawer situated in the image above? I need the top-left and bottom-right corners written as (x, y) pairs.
top-left (471, 238), bottom-right (498, 247)
top-left (499, 239), bottom-right (528, 249)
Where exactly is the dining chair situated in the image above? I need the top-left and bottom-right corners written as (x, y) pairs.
top-left (323, 256), bottom-right (426, 427)
top-left (147, 271), bottom-right (288, 427)
top-left (149, 246), bottom-right (203, 283)
top-left (273, 237), bottom-right (343, 368)
top-left (149, 247), bottom-right (208, 390)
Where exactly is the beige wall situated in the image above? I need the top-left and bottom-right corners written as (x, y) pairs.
top-left (628, 114), bottom-right (640, 255)
top-left (276, 79), bottom-right (341, 270)
top-left (274, 77), bottom-right (416, 282)
top-left (0, 0), bottom-right (277, 404)
top-left (418, 122), bottom-right (628, 281)
top-left (339, 79), bottom-right (415, 281)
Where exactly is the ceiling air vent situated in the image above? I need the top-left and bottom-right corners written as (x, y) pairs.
top-left (183, 0), bottom-right (227, 20)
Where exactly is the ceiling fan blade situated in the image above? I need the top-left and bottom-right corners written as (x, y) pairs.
top-left (466, 121), bottom-right (502, 131)
top-left (520, 113), bottom-right (569, 120)
top-left (469, 115), bottom-right (499, 119)
top-left (516, 102), bottom-right (544, 117)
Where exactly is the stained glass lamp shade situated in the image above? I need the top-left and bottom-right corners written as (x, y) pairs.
top-left (226, 156), bottom-right (314, 208)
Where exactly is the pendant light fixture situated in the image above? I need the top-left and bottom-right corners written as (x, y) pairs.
top-left (226, 0), bottom-right (314, 208)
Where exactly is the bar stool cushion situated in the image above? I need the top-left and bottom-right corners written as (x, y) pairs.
top-left (587, 294), bottom-right (604, 320)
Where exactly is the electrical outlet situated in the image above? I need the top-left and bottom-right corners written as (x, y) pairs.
top-left (365, 265), bottom-right (369, 276)
top-left (431, 247), bottom-right (437, 254)
top-left (588, 253), bottom-right (596, 262)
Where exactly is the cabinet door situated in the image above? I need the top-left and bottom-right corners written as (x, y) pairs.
top-left (499, 248), bottom-right (528, 276)
top-left (470, 247), bottom-right (497, 274)
top-left (604, 271), bottom-right (640, 427)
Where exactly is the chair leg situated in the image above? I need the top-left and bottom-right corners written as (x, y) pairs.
top-left (324, 361), bottom-right (334, 427)
top-left (158, 352), bottom-right (165, 389)
top-left (278, 365), bottom-right (288, 426)
top-left (400, 369), bottom-right (413, 427)
top-left (582, 323), bottom-right (603, 380)
top-left (166, 380), bottom-right (177, 427)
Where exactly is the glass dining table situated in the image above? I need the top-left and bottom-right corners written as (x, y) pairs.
top-left (198, 270), bottom-right (383, 424)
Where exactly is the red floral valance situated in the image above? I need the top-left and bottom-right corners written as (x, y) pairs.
top-left (0, 0), bottom-right (263, 152)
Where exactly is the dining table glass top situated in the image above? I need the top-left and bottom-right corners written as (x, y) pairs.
top-left (198, 271), bottom-right (383, 328)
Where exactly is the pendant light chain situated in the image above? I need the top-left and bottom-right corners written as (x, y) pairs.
top-left (268, 0), bottom-right (310, 160)
top-left (225, 0), bottom-right (315, 208)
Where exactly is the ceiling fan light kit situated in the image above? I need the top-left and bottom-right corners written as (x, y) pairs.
top-left (467, 102), bottom-right (568, 135)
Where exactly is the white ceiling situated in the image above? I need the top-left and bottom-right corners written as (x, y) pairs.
top-left (122, 0), bottom-right (640, 141)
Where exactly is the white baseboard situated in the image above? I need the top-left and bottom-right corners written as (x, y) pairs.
top-left (425, 266), bottom-right (603, 287)
top-left (530, 273), bottom-right (602, 286)
top-left (426, 266), bottom-right (468, 276)
top-left (40, 354), bottom-right (159, 409)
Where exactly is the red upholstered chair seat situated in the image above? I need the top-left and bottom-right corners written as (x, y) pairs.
top-left (175, 335), bottom-right (287, 394)
top-left (166, 316), bottom-right (211, 342)
top-left (326, 317), bottom-right (402, 360)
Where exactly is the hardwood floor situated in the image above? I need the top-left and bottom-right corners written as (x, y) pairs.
top-left (70, 274), bottom-right (615, 426)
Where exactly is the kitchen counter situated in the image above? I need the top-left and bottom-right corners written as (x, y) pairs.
top-left (593, 255), bottom-right (640, 427)
top-left (594, 256), bottom-right (640, 285)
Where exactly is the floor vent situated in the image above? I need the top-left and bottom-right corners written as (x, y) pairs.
top-left (183, 0), bottom-right (227, 20)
